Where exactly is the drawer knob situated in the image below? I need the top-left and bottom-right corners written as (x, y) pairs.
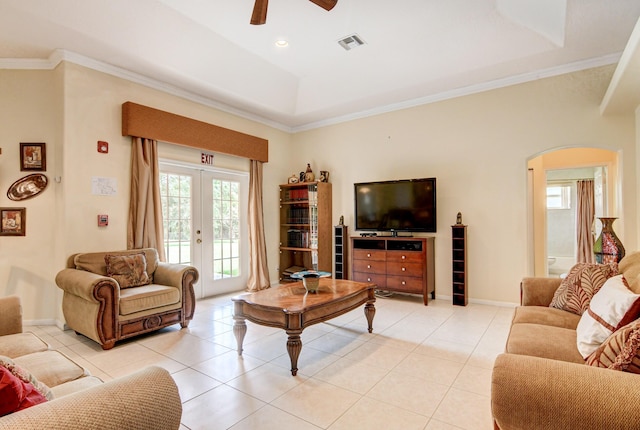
top-left (367, 278), bottom-right (371, 282)
top-left (402, 267), bottom-right (406, 271)
top-left (367, 264), bottom-right (371, 269)
top-left (367, 253), bottom-right (371, 257)
top-left (402, 281), bottom-right (406, 285)
top-left (402, 255), bottom-right (406, 260)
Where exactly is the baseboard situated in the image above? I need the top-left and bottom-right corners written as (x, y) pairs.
top-left (434, 294), bottom-right (518, 308)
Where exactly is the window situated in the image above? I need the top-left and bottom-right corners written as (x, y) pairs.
top-left (212, 179), bottom-right (240, 279)
top-left (546, 184), bottom-right (571, 210)
top-left (160, 172), bottom-right (192, 265)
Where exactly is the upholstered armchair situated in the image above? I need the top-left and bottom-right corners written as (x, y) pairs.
top-left (55, 248), bottom-right (198, 350)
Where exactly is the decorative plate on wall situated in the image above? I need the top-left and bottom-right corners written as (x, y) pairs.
top-left (7, 174), bottom-right (48, 201)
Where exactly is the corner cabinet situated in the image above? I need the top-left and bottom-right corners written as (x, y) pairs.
top-left (278, 182), bottom-right (332, 282)
top-left (350, 236), bottom-right (435, 305)
top-left (452, 225), bottom-right (468, 306)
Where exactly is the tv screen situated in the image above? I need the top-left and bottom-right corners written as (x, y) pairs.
top-left (355, 178), bottom-right (436, 233)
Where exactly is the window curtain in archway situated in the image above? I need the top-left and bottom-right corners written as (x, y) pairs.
top-left (247, 159), bottom-right (270, 291)
top-left (576, 179), bottom-right (595, 264)
top-left (127, 137), bottom-right (166, 262)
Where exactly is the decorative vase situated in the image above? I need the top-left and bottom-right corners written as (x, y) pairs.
top-left (302, 273), bottom-right (320, 293)
top-left (593, 217), bottom-right (625, 264)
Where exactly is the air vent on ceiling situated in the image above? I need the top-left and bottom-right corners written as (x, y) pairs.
top-left (338, 34), bottom-right (365, 51)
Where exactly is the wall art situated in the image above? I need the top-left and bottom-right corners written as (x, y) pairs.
top-left (0, 208), bottom-right (26, 236)
top-left (20, 142), bottom-right (46, 171)
top-left (7, 174), bottom-right (48, 201)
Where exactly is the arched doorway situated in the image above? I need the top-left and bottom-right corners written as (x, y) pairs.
top-left (527, 147), bottom-right (620, 277)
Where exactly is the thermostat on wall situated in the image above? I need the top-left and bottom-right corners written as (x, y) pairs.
top-left (98, 214), bottom-right (108, 226)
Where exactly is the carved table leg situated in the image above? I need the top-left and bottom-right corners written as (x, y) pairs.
top-left (233, 316), bottom-right (247, 356)
top-left (364, 301), bottom-right (376, 333)
top-left (286, 330), bottom-right (303, 376)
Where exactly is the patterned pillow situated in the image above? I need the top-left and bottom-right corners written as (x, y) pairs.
top-left (586, 319), bottom-right (640, 373)
top-left (105, 252), bottom-right (150, 289)
top-left (0, 355), bottom-right (52, 401)
top-left (0, 367), bottom-right (48, 416)
top-left (576, 275), bottom-right (640, 358)
top-left (549, 263), bottom-right (618, 315)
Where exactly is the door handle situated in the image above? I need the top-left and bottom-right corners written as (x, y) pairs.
top-left (196, 239), bottom-right (202, 244)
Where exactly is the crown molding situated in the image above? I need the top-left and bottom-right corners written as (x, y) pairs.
top-left (0, 49), bottom-right (294, 133)
top-left (291, 52), bottom-right (622, 133)
top-left (1, 50), bottom-right (621, 134)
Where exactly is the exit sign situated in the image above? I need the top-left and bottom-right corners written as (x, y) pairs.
top-left (201, 153), bottom-right (214, 165)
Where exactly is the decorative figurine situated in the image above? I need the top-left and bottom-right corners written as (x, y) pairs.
top-left (299, 171), bottom-right (305, 183)
top-left (304, 163), bottom-right (315, 182)
top-left (319, 170), bottom-right (329, 182)
top-left (339, 215), bottom-right (344, 225)
top-left (456, 212), bottom-right (463, 225)
top-left (288, 174), bottom-right (299, 184)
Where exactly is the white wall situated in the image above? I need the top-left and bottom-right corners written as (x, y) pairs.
top-left (291, 65), bottom-right (636, 305)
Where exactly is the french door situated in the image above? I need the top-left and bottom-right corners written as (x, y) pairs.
top-left (159, 162), bottom-right (249, 298)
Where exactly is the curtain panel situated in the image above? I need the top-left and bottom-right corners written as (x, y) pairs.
top-left (247, 160), bottom-right (270, 291)
top-left (127, 137), bottom-right (166, 261)
top-left (576, 179), bottom-right (595, 264)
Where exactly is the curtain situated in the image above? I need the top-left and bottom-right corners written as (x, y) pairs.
top-left (127, 137), bottom-right (166, 261)
top-left (576, 179), bottom-right (595, 264)
top-left (246, 159), bottom-right (270, 291)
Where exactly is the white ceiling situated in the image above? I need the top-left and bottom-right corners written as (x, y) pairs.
top-left (1, 0), bottom-right (639, 131)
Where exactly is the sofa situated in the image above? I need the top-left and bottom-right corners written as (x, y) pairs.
top-left (55, 248), bottom-right (198, 349)
top-left (0, 295), bottom-right (182, 429)
top-left (491, 253), bottom-right (640, 430)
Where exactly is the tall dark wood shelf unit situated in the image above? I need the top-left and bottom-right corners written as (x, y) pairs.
top-left (334, 225), bottom-right (348, 279)
top-left (278, 182), bottom-right (332, 282)
top-left (350, 236), bottom-right (435, 305)
top-left (452, 225), bottom-right (468, 306)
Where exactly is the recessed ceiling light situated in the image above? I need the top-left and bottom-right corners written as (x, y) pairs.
top-left (275, 40), bottom-right (289, 47)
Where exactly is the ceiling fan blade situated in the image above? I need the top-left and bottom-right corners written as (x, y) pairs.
top-left (250, 0), bottom-right (268, 25)
top-left (309, 0), bottom-right (337, 11)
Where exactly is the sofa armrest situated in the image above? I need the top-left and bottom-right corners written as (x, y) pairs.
top-left (492, 353), bottom-right (640, 430)
top-left (0, 366), bottom-right (182, 430)
top-left (0, 296), bottom-right (22, 336)
top-left (520, 277), bottom-right (561, 306)
top-left (55, 268), bottom-right (119, 302)
top-left (155, 263), bottom-right (199, 322)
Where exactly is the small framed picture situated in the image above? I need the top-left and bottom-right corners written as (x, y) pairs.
top-left (20, 142), bottom-right (46, 171)
top-left (0, 208), bottom-right (26, 236)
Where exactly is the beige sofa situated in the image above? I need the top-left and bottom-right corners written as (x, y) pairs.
top-left (55, 248), bottom-right (198, 349)
top-left (491, 256), bottom-right (640, 429)
top-left (0, 296), bottom-right (182, 429)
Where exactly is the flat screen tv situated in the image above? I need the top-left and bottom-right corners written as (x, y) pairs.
top-left (355, 178), bottom-right (436, 234)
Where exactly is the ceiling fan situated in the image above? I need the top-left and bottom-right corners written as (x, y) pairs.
top-left (251, 0), bottom-right (337, 25)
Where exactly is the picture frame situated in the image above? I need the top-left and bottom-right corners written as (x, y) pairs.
top-left (20, 142), bottom-right (46, 171)
top-left (0, 208), bottom-right (26, 236)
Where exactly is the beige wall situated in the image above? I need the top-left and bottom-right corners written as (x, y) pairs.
top-left (0, 61), bottom-right (637, 321)
top-left (0, 62), bottom-right (293, 322)
top-left (291, 65), bottom-right (636, 305)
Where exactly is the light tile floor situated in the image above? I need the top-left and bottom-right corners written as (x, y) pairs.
top-left (30, 292), bottom-right (514, 430)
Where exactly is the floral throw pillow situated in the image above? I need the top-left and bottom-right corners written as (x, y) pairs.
top-left (549, 262), bottom-right (619, 315)
top-left (105, 252), bottom-right (150, 289)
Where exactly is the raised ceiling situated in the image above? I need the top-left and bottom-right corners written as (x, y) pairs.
top-left (1, 0), bottom-right (639, 131)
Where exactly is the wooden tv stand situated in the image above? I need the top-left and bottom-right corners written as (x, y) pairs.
top-left (350, 236), bottom-right (435, 305)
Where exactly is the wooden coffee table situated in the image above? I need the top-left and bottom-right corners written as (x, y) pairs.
top-left (232, 278), bottom-right (376, 376)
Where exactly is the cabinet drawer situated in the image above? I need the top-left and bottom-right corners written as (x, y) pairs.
top-left (386, 261), bottom-right (423, 277)
top-left (386, 251), bottom-right (423, 263)
top-left (353, 260), bottom-right (386, 274)
top-left (353, 249), bottom-right (386, 261)
top-left (352, 272), bottom-right (386, 287)
top-left (386, 276), bottom-right (423, 293)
